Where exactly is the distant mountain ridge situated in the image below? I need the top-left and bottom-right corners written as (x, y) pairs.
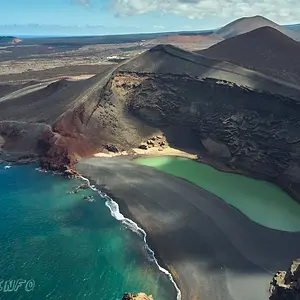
top-left (215, 15), bottom-right (300, 41)
top-left (199, 26), bottom-right (300, 85)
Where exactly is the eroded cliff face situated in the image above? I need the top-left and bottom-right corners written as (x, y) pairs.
top-left (110, 72), bottom-right (300, 197)
top-left (270, 259), bottom-right (300, 300)
top-left (2, 60), bottom-right (300, 196)
top-left (0, 75), bottom-right (157, 174)
top-left (0, 121), bottom-right (51, 155)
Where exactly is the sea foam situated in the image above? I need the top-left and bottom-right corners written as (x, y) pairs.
top-left (80, 176), bottom-right (182, 300)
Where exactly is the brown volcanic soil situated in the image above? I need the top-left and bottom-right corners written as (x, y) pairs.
top-left (146, 34), bottom-right (223, 51)
top-left (0, 64), bottom-right (114, 83)
top-left (215, 15), bottom-right (300, 40)
top-left (1, 44), bottom-right (300, 198)
top-left (199, 26), bottom-right (300, 85)
top-left (166, 35), bottom-right (216, 42)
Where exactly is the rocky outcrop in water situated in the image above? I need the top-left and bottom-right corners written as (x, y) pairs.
top-left (269, 259), bottom-right (300, 300)
top-left (122, 292), bottom-right (154, 300)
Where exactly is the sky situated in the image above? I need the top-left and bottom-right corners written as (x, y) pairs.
top-left (0, 0), bottom-right (299, 36)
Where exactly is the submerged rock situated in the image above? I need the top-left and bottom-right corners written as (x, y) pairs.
top-left (68, 183), bottom-right (90, 195)
top-left (269, 259), bottom-right (300, 300)
top-left (122, 292), bottom-right (154, 300)
top-left (83, 195), bottom-right (95, 203)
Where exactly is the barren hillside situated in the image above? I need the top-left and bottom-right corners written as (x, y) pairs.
top-left (215, 15), bottom-right (300, 40)
top-left (199, 27), bottom-right (300, 85)
top-left (145, 34), bottom-right (223, 51)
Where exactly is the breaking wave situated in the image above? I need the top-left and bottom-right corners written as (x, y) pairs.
top-left (80, 176), bottom-right (182, 300)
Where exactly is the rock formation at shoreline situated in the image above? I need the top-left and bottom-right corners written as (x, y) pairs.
top-left (1, 44), bottom-right (300, 198)
top-left (269, 259), bottom-right (300, 300)
top-left (122, 292), bottom-right (154, 300)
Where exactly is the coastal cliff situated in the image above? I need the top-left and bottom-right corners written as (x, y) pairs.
top-left (1, 44), bottom-right (300, 197)
top-left (270, 259), bottom-right (300, 300)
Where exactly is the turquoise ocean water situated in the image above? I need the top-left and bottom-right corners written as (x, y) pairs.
top-left (0, 164), bottom-right (176, 300)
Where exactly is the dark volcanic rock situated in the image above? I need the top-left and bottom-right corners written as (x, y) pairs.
top-left (122, 292), bottom-right (154, 300)
top-left (138, 143), bottom-right (148, 150)
top-left (270, 259), bottom-right (300, 300)
top-left (113, 71), bottom-right (300, 198)
top-left (0, 121), bottom-right (51, 154)
top-left (12, 154), bottom-right (37, 166)
top-left (104, 144), bottom-right (119, 153)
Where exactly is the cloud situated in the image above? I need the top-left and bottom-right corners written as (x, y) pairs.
top-left (110, 0), bottom-right (300, 23)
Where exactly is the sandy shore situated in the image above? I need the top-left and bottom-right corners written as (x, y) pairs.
top-left (92, 145), bottom-right (300, 204)
top-left (93, 146), bottom-right (197, 159)
top-left (76, 156), bottom-right (300, 300)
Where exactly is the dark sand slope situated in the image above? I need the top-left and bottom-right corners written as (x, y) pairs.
top-left (119, 44), bottom-right (300, 99)
top-left (199, 27), bottom-right (300, 85)
top-left (76, 157), bottom-right (300, 300)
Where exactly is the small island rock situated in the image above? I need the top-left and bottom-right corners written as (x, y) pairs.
top-left (122, 292), bottom-right (154, 300)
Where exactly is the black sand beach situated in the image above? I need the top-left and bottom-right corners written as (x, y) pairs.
top-left (77, 157), bottom-right (300, 300)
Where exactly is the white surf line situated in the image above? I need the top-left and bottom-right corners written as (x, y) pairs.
top-left (80, 175), bottom-right (182, 300)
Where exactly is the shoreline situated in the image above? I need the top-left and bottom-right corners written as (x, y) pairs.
top-left (79, 174), bottom-right (182, 300)
top-left (1, 136), bottom-right (299, 204)
top-left (78, 170), bottom-right (186, 299)
top-left (3, 156), bottom-right (300, 299)
top-left (0, 160), bottom-right (182, 298)
top-left (93, 146), bottom-right (300, 204)
top-left (1, 144), bottom-right (299, 204)
top-left (75, 156), bottom-right (300, 300)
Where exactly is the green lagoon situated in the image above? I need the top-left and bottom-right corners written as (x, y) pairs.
top-left (135, 156), bottom-right (300, 232)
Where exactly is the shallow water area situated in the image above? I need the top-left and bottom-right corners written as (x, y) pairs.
top-left (0, 164), bottom-right (176, 299)
top-left (134, 156), bottom-right (300, 232)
